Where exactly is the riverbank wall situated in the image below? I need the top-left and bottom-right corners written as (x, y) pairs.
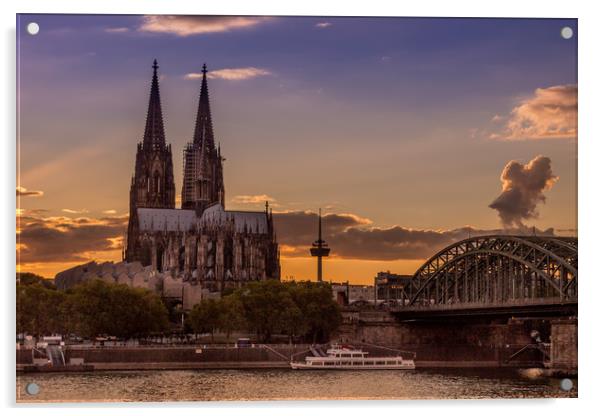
top-left (334, 310), bottom-right (577, 372)
top-left (16, 312), bottom-right (576, 373)
top-left (17, 345), bottom-right (311, 372)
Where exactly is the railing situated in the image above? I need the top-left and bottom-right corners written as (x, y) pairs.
top-left (66, 342), bottom-right (315, 350)
top-left (356, 341), bottom-right (416, 359)
top-left (391, 297), bottom-right (577, 312)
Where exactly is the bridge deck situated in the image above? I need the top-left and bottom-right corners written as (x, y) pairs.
top-left (391, 298), bottom-right (577, 319)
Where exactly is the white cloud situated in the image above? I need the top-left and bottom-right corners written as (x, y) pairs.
top-left (492, 85), bottom-right (577, 140)
top-left (102, 209), bottom-right (117, 215)
top-left (185, 67), bottom-right (272, 81)
top-left (315, 22), bottom-right (332, 28)
top-left (16, 186), bottom-right (43, 197)
top-left (231, 194), bottom-right (276, 204)
top-left (62, 208), bottom-right (89, 215)
top-left (138, 15), bottom-right (267, 37)
top-left (105, 27), bottom-right (129, 33)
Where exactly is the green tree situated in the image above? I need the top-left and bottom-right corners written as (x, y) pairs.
top-left (17, 274), bottom-right (169, 339)
top-left (236, 280), bottom-right (305, 342)
top-left (278, 295), bottom-right (305, 342)
top-left (187, 298), bottom-right (222, 341)
top-left (67, 280), bottom-right (168, 339)
top-left (217, 295), bottom-right (247, 341)
top-left (16, 283), bottom-right (67, 335)
top-left (17, 272), bottom-right (56, 289)
top-left (287, 281), bottom-right (342, 343)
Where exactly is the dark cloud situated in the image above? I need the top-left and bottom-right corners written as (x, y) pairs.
top-left (17, 205), bottom-right (558, 266)
top-left (17, 213), bottom-right (128, 263)
top-left (489, 155), bottom-right (558, 228)
top-left (273, 211), bottom-right (371, 247)
top-left (274, 211), bottom-right (553, 261)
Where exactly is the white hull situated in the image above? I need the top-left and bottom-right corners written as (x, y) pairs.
top-left (290, 361), bottom-right (415, 370)
top-left (293, 344), bottom-right (416, 370)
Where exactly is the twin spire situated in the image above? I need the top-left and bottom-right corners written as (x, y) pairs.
top-left (193, 63), bottom-right (215, 151)
top-left (143, 60), bottom-right (214, 151)
top-left (142, 59), bottom-right (166, 149)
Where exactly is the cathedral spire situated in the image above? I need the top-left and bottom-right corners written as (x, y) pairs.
top-left (143, 59), bottom-right (166, 149)
top-left (192, 63), bottom-right (215, 148)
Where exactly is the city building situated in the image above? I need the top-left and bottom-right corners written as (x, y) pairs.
top-left (125, 61), bottom-right (280, 293)
top-left (374, 271), bottom-right (413, 305)
top-left (331, 282), bottom-right (374, 306)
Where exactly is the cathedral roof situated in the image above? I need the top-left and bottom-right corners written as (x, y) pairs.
top-left (137, 208), bottom-right (196, 232)
top-left (136, 204), bottom-right (269, 235)
top-left (200, 203), bottom-right (269, 234)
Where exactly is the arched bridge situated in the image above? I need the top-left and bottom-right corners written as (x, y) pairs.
top-left (393, 235), bottom-right (577, 317)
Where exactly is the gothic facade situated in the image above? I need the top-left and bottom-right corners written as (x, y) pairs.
top-left (125, 61), bottom-right (280, 292)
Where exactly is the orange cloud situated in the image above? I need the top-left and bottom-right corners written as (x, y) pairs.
top-left (274, 210), bottom-right (554, 261)
top-left (17, 211), bottom-right (127, 267)
top-left (231, 194), bottom-right (276, 204)
top-left (16, 186), bottom-right (43, 197)
top-left (491, 85), bottom-right (577, 140)
top-left (139, 16), bottom-right (267, 37)
top-left (62, 208), bottom-right (89, 214)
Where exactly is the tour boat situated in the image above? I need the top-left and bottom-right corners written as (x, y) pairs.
top-left (290, 344), bottom-right (415, 370)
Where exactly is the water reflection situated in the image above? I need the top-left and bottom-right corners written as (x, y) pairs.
top-left (17, 368), bottom-right (577, 402)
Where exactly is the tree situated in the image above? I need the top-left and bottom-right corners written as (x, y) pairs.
top-left (217, 295), bottom-right (247, 341)
top-left (235, 280), bottom-right (300, 342)
top-left (67, 280), bottom-right (168, 339)
top-left (187, 298), bottom-right (221, 341)
top-left (17, 272), bottom-right (56, 289)
top-left (17, 282), bottom-right (67, 335)
top-left (287, 281), bottom-right (342, 343)
top-left (278, 296), bottom-right (305, 342)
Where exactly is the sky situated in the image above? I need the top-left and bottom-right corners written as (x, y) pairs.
top-left (16, 15), bottom-right (578, 283)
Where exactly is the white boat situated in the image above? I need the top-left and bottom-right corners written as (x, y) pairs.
top-left (290, 344), bottom-right (415, 370)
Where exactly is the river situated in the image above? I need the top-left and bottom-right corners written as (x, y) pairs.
top-left (17, 368), bottom-right (577, 402)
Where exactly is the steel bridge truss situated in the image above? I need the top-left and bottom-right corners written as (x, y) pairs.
top-left (403, 235), bottom-right (577, 308)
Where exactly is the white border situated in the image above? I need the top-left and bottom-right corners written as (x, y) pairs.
top-left (2, 0), bottom-right (601, 414)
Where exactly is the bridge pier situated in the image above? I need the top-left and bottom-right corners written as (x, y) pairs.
top-left (549, 318), bottom-right (577, 373)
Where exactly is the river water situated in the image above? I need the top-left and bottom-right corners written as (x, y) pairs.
top-left (17, 368), bottom-right (577, 402)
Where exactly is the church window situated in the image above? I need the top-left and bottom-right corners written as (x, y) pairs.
top-left (153, 171), bottom-right (161, 194)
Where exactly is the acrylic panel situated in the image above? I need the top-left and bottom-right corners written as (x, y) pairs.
top-left (16, 14), bottom-right (578, 402)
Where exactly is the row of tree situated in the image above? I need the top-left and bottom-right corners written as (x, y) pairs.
top-left (188, 279), bottom-right (341, 343)
top-left (17, 274), bottom-right (169, 338)
top-left (16, 274), bottom-right (342, 343)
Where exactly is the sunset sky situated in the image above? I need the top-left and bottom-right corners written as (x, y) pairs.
top-left (16, 15), bottom-right (577, 283)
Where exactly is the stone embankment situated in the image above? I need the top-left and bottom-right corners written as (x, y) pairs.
top-left (17, 344), bottom-right (312, 372)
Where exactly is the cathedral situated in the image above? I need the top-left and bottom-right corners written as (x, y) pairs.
top-left (125, 60), bottom-right (280, 293)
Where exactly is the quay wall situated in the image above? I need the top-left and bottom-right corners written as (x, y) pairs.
top-left (17, 345), bottom-right (312, 370)
top-left (16, 313), bottom-right (577, 372)
top-left (64, 345), bottom-right (309, 364)
top-left (334, 311), bottom-right (576, 369)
